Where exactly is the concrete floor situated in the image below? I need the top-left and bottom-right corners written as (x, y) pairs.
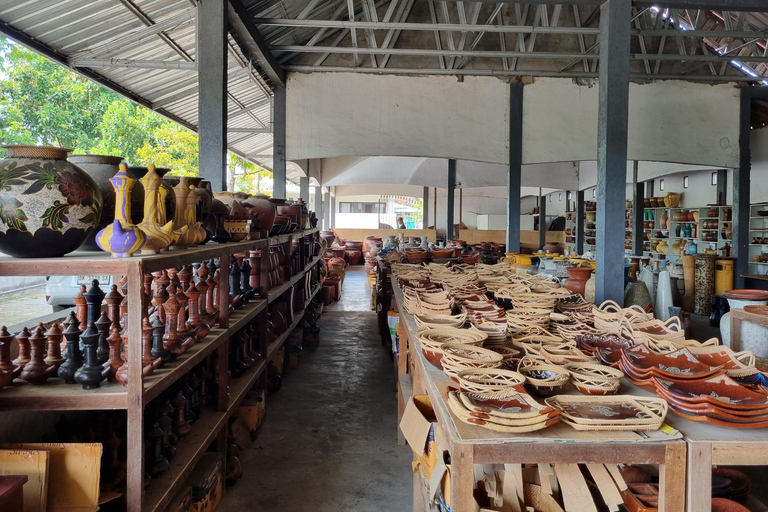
top-left (220, 266), bottom-right (413, 511)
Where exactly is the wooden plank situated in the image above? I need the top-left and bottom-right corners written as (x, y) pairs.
top-left (605, 464), bottom-right (628, 491)
top-left (554, 463), bottom-right (597, 512)
top-left (685, 441), bottom-right (711, 512)
top-left (585, 463), bottom-right (622, 512)
top-left (712, 443), bottom-right (768, 465)
top-left (125, 261), bottom-right (145, 512)
top-left (451, 444), bottom-right (474, 512)
top-left (659, 442), bottom-right (686, 512)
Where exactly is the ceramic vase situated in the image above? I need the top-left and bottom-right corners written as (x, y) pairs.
top-left (655, 270), bottom-right (674, 321)
top-left (721, 296), bottom-right (768, 356)
top-left (95, 165), bottom-right (146, 257)
top-left (693, 254), bottom-right (716, 316)
top-left (561, 267), bottom-right (593, 297)
top-left (681, 255), bottom-right (695, 312)
top-left (660, 210), bottom-right (668, 230)
top-left (584, 274), bottom-right (596, 303)
top-left (624, 281), bottom-right (653, 314)
top-left (68, 154), bottom-right (122, 251)
top-left (171, 178), bottom-right (195, 248)
top-left (638, 266), bottom-right (656, 314)
top-left (184, 183), bottom-right (206, 247)
top-left (137, 165), bottom-right (174, 254)
top-left (0, 146), bottom-right (103, 257)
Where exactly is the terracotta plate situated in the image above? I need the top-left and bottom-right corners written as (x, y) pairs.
top-left (744, 305), bottom-right (768, 316)
top-left (622, 345), bottom-right (724, 380)
top-left (653, 374), bottom-right (768, 410)
top-left (724, 289), bottom-right (768, 301)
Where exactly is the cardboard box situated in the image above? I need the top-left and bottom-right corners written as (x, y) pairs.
top-left (271, 347), bottom-right (285, 374)
top-left (1, 443), bottom-right (102, 512)
top-left (400, 395), bottom-right (439, 479)
top-left (238, 388), bottom-right (266, 432)
top-left (170, 453), bottom-right (223, 512)
top-left (0, 449), bottom-right (49, 512)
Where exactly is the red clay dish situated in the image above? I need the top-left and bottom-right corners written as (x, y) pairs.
top-left (724, 289), bottom-right (768, 301)
top-left (711, 498), bottom-right (750, 512)
top-left (652, 374), bottom-right (768, 410)
top-left (744, 305), bottom-right (768, 316)
top-left (621, 345), bottom-right (724, 380)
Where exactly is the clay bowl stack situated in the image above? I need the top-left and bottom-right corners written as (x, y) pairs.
top-left (440, 342), bottom-right (504, 382)
top-left (620, 344), bottom-right (725, 389)
top-left (445, 387), bottom-right (561, 433)
top-left (652, 373), bottom-right (768, 428)
top-left (711, 468), bottom-right (751, 504)
top-left (417, 326), bottom-right (488, 368)
top-left (516, 357), bottom-right (570, 397)
top-left (405, 248), bottom-right (431, 264)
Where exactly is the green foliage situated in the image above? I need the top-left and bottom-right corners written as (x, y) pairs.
top-left (229, 153), bottom-right (273, 195)
top-left (0, 35), bottom-right (204, 175)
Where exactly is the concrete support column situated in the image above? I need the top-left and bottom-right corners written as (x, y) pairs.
top-left (595, 0), bottom-right (631, 305)
top-left (273, 88), bottom-right (287, 199)
top-left (734, 89), bottom-right (753, 288)
top-left (716, 169), bottom-right (728, 206)
top-left (632, 161), bottom-right (644, 257)
top-left (646, 180), bottom-right (654, 198)
top-left (197, 0), bottom-right (227, 190)
top-left (576, 190), bottom-right (585, 255)
top-left (299, 176), bottom-right (309, 203)
top-left (315, 186), bottom-right (323, 230)
top-left (423, 186), bottom-right (430, 228)
top-left (330, 186), bottom-right (336, 229)
top-left (539, 192), bottom-right (547, 250)
top-left (507, 83), bottom-right (523, 253)
top-left (447, 160), bottom-right (456, 240)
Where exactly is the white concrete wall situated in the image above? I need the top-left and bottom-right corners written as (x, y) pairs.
top-left (751, 128), bottom-right (768, 203)
top-left (287, 74), bottom-right (741, 170)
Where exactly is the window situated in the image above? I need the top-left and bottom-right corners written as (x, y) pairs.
top-left (339, 202), bottom-right (386, 214)
top-left (683, 176), bottom-right (689, 189)
top-left (712, 172), bottom-right (718, 186)
top-left (659, 179), bottom-right (665, 191)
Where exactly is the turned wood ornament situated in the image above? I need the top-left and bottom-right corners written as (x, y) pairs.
top-left (95, 312), bottom-right (112, 365)
top-left (58, 312), bottom-right (84, 384)
top-left (43, 322), bottom-right (65, 369)
top-left (13, 327), bottom-right (31, 369)
top-left (0, 326), bottom-right (19, 378)
top-left (150, 316), bottom-right (170, 362)
top-left (74, 284), bottom-right (88, 331)
top-left (20, 324), bottom-right (57, 384)
top-left (172, 390), bottom-right (192, 438)
top-left (104, 327), bottom-right (124, 382)
top-left (147, 422), bottom-right (169, 478)
top-left (105, 284), bottom-right (123, 332)
top-left (163, 294), bottom-right (182, 358)
top-left (74, 319), bottom-right (110, 389)
top-left (157, 402), bottom-right (176, 460)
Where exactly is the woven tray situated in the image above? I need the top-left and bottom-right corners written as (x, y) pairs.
top-left (544, 395), bottom-right (668, 430)
top-left (446, 391), bottom-right (560, 433)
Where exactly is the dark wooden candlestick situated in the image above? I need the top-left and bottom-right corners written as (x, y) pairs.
top-left (142, 316), bottom-right (162, 371)
top-left (150, 316), bottom-right (170, 362)
top-left (95, 312), bottom-right (111, 365)
top-left (74, 284), bottom-right (88, 331)
top-left (84, 279), bottom-right (106, 330)
top-left (74, 320), bottom-right (110, 389)
top-left (12, 327), bottom-right (31, 369)
top-left (58, 312), bottom-right (84, 384)
top-left (157, 402), bottom-right (176, 460)
top-left (20, 324), bottom-right (57, 384)
top-left (147, 422), bottom-right (169, 478)
top-left (43, 323), bottom-right (65, 369)
top-left (0, 327), bottom-right (20, 380)
top-left (163, 295), bottom-right (182, 358)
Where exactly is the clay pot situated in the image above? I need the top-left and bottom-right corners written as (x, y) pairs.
top-left (68, 154), bottom-right (122, 251)
top-left (244, 194), bottom-right (276, 234)
top-left (542, 243), bottom-right (560, 254)
top-left (0, 146), bottom-right (103, 257)
top-left (664, 192), bottom-right (681, 208)
top-left (345, 249), bottom-right (362, 265)
top-left (561, 267), bottom-right (593, 297)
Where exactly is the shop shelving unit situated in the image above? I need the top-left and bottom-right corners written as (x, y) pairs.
top-left (748, 203), bottom-right (768, 276)
top-left (0, 228), bottom-right (321, 512)
top-left (563, 211), bottom-right (577, 255)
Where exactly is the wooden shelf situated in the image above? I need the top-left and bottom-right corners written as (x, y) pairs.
top-left (267, 257), bottom-right (320, 304)
top-left (0, 299), bottom-right (268, 411)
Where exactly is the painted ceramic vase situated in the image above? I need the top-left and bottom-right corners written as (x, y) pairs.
top-left (185, 183), bottom-right (207, 247)
top-left (68, 154), bottom-right (122, 251)
top-left (137, 165), bottom-right (174, 254)
top-left (171, 178), bottom-right (195, 248)
top-left (95, 164), bottom-right (146, 257)
top-left (0, 146), bottom-right (103, 257)
top-left (127, 166), bottom-right (175, 224)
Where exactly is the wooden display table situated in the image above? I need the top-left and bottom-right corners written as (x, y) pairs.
top-left (392, 283), bottom-right (687, 512)
top-left (730, 308), bottom-right (768, 352)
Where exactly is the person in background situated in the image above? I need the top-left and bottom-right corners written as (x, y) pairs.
top-left (396, 217), bottom-right (407, 229)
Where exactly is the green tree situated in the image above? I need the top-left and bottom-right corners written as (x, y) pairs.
top-left (89, 100), bottom-right (165, 164)
top-left (229, 153), bottom-right (273, 195)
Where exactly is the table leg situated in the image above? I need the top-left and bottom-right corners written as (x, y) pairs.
top-left (658, 442), bottom-right (686, 512)
top-left (451, 444), bottom-right (475, 512)
top-left (685, 442), bottom-right (712, 512)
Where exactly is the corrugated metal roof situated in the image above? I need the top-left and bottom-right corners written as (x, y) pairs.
top-left (0, 0), bottom-right (278, 171)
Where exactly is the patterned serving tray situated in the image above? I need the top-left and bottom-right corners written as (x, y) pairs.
top-left (621, 345), bottom-right (724, 380)
top-left (544, 395), bottom-right (668, 428)
top-left (458, 389), bottom-right (558, 419)
top-left (652, 374), bottom-right (768, 411)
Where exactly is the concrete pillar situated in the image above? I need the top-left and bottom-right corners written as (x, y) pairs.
top-left (299, 176), bottom-right (309, 203)
top-left (734, 88), bottom-right (753, 288)
top-left (632, 161), bottom-right (644, 257)
top-left (595, 0), bottom-right (631, 305)
top-left (197, 0), bottom-right (227, 190)
top-left (716, 169), bottom-right (728, 206)
top-left (576, 190), bottom-right (585, 255)
top-left (539, 192), bottom-right (547, 251)
top-left (273, 88), bottom-right (287, 199)
top-left (315, 186), bottom-right (323, 230)
top-left (447, 160), bottom-right (456, 240)
top-left (507, 83), bottom-right (523, 253)
top-left (330, 186), bottom-right (336, 229)
top-left (423, 186), bottom-right (430, 228)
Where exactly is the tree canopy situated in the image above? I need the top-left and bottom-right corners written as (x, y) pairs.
top-left (0, 36), bottom-right (272, 190)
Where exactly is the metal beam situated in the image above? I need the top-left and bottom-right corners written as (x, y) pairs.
top-left (595, 0), bottom-right (631, 306)
top-left (227, 128), bottom-right (272, 133)
top-left (229, 0), bottom-right (286, 87)
top-left (273, 88), bottom-right (287, 199)
top-left (634, 0), bottom-right (768, 11)
top-left (507, 83), bottom-right (523, 253)
top-left (423, 186), bottom-right (430, 228)
top-left (632, 161), bottom-right (644, 257)
top-left (198, 0), bottom-right (228, 191)
top-left (70, 58), bottom-right (197, 70)
top-left (447, 160), bottom-right (456, 241)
